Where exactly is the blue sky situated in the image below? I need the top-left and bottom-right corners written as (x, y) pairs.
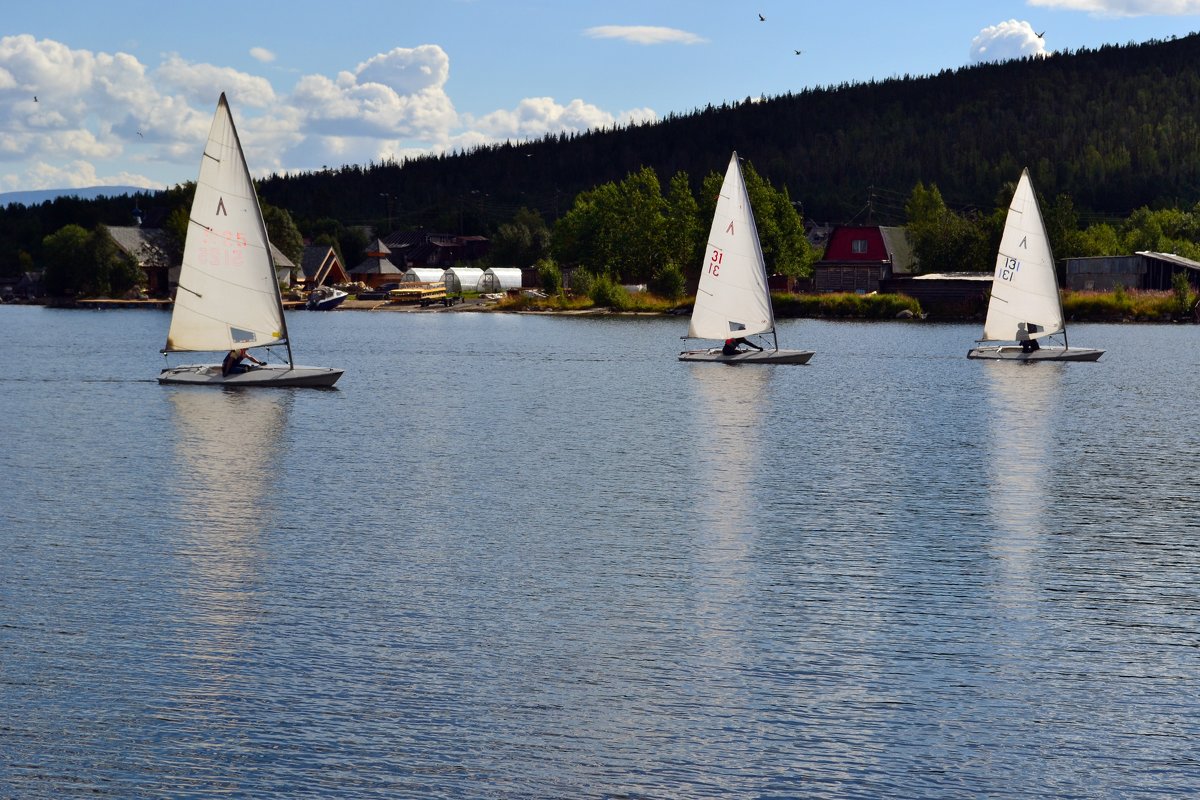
top-left (2, 0), bottom-right (1198, 193)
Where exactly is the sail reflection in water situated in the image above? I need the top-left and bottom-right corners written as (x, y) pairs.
top-left (982, 362), bottom-right (1062, 551)
top-left (681, 365), bottom-right (772, 712)
top-left (169, 388), bottom-right (291, 537)
top-left (165, 389), bottom-right (292, 739)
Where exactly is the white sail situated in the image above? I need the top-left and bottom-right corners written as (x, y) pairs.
top-left (980, 169), bottom-right (1064, 343)
top-left (164, 93), bottom-right (287, 355)
top-left (687, 152), bottom-right (775, 341)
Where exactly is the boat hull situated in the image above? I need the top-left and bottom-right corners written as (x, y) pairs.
top-left (967, 345), bottom-right (1103, 362)
top-left (307, 289), bottom-right (348, 310)
top-left (158, 364), bottom-right (343, 387)
top-left (679, 348), bottom-right (815, 365)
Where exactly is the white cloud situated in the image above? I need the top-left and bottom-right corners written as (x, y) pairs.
top-left (970, 19), bottom-right (1049, 63)
top-left (467, 97), bottom-right (612, 138)
top-left (250, 47), bottom-right (275, 63)
top-left (1027, 0), bottom-right (1200, 15)
top-left (584, 25), bottom-right (707, 45)
top-left (0, 35), bottom-right (655, 190)
top-left (155, 54), bottom-right (276, 108)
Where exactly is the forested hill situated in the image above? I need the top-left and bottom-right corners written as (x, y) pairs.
top-left (254, 32), bottom-right (1200, 230)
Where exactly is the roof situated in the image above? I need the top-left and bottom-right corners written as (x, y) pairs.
top-left (365, 238), bottom-right (391, 255)
top-left (269, 243), bottom-right (295, 268)
top-left (350, 256), bottom-right (403, 275)
top-left (1137, 251), bottom-right (1200, 271)
top-left (909, 272), bottom-right (993, 281)
top-left (300, 244), bottom-right (349, 284)
top-left (301, 245), bottom-right (333, 278)
top-left (878, 226), bottom-right (916, 274)
top-left (105, 225), bottom-right (173, 266)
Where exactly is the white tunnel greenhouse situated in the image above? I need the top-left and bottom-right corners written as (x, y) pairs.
top-left (401, 268), bottom-right (446, 284)
top-left (441, 267), bottom-right (485, 293)
top-left (479, 267), bottom-right (524, 292)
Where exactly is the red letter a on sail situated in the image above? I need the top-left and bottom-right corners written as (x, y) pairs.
top-left (215, 197), bottom-right (228, 216)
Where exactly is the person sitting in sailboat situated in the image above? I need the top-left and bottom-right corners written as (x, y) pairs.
top-left (722, 336), bottom-right (764, 356)
top-left (1017, 323), bottom-right (1041, 353)
top-left (222, 348), bottom-right (264, 376)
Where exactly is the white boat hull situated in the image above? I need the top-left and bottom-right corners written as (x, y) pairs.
top-left (159, 364), bottom-right (343, 387)
top-left (967, 345), bottom-right (1103, 362)
top-left (679, 348), bottom-right (815, 365)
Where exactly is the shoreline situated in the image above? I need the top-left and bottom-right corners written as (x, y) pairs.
top-left (9, 295), bottom-right (1198, 324)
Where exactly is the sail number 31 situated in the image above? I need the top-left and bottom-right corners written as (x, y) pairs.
top-left (708, 248), bottom-right (725, 277)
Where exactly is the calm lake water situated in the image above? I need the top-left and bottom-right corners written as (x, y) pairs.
top-left (1, 305), bottom-right (1198, 799)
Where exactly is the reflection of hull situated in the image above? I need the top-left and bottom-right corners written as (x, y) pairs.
top-left (679, 348), bottom-right (814, 365)
top-left (159, 364), bottom-right (343, 387)
top-left (967, 345), bottom-right (1103, 362)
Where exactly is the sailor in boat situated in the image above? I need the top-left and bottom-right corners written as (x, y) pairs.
top-left (722, 336), bottom-right (764, 356)
top-left (222, 348), bottom-right (264, 376)
top-left (1018, 323), bottom-right (1041, 353)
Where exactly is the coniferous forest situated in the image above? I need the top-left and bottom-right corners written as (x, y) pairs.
top-left (4, 31), bottom-right (1200, 277)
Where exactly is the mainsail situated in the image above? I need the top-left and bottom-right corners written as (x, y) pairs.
top-left (687, 152), bottom-right (776, 341)
top-left (980, 169), bottom-right (1064, 343)
top-left (164, 93), bottom-right (288, 355)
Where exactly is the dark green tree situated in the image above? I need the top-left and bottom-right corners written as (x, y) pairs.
top-left (42, 224), bottom-right (141, 297)
top-left (42, 224), bottom-right (91, 296)
top-left (262, 203), bottom-right (304, 268)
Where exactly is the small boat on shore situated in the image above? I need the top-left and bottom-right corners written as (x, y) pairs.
top-left (306, 285), bottom-right (348, 310)
top-left (679, 151), bottom-right (814, 365)
top-left (967, 169), bottom-right (1103, 362)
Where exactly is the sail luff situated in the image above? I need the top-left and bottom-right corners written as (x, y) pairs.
top-left (686, 152), bottom-right (775, 341)
top-left (163, 93), bottom-right (288, 355)
top-left (980, 169), bottom-right (1065, 343)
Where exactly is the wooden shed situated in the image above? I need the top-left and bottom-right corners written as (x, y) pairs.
top-left (1064, 251), bottom-right (1200, 291)
top-left (813, 225), bottom-right (916, 293)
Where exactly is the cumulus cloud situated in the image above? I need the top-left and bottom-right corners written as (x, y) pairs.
top-left (1027, 0), bottom-right (1200, 14)
top-left (0, 35), bottom-right (657, 191)
top-left (584, 25), bottom-right (707, 45)
top-left (970, 19), bottom-right (1050, 63)
top-left (250, 47), bottom-right (275, 63)
top-left (156, 54), bottom-right (276, 107)
top-left (463, 96), bottom-right (657, 140)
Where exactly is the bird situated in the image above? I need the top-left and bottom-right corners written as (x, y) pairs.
top-left (33, 96), bottom-right (37, 102)
top-left (794, 49), bottom-right (802, 55)
top-left (136, 130), bottom-right (143, 138)
top-left (758, 13), bottom-right (765, 21)
top-left (1036, 30), bottom-right (1045, 38)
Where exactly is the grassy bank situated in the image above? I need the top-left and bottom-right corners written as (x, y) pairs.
top-left (770, 292), bottom-right (924, 319)
top-left (494, 287), bottom-right (1196, 323)
top-left (1062, 289), bottom-right (1194, 322)
top-left (496, 289), bottom-right (924, 319)
top-left (495, 291), bottom-right (683, 313)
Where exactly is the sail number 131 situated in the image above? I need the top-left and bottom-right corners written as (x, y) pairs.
top-left (1000, 256), bottom-right (1020, 282)
top-left (708, 248), bottom-right (725, 277)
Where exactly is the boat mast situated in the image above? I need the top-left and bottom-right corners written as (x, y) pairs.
top-left (224, 94), bottom-right (294, 370)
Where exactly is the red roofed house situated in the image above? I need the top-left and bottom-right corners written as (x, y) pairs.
top-left (812, 225), bottom-right (916, 293)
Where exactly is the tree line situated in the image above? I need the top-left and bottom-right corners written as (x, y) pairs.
top-left (7, 31), bottom-right (1200, 290)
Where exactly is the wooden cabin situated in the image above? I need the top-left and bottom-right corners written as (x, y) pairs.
top-left (813, 225), bottom-right (916, 293)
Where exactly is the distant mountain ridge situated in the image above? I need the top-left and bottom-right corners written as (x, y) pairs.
top-left (0, 186), bottom-right (146, 208)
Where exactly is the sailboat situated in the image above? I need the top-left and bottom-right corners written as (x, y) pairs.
top-left (967, 169), bottom-right (1103, 362)
top-left (679, 152), bottom-right (814, 364)
top-left (159, 94), bottom-right (343, 387)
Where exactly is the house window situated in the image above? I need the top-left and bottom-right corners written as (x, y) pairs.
top-left (851, 239), bottom-right (869, 254)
